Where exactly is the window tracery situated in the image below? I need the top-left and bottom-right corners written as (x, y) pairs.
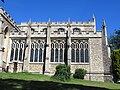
top-left (50, 40), bottom-right (65, 62)
top-left (71, 40), bottom-right (89, 63)
top-left (10, 40), bottom-right (25, 61)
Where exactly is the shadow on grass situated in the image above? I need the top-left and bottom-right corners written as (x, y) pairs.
top-left (0, 78), bottom-right (108, 90)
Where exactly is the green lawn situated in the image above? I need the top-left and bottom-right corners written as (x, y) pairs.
top-left (0, 72), bottom-right (120, 90)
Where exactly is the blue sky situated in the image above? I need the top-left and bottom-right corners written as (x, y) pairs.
top-left (0, 0), bottom-right (120, 36)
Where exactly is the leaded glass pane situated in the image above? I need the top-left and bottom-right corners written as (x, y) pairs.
top-left (39, 48), bottom-right (42, 62)
top-left (85, 49), bottom-right (89, 62)
top-left (35, 48), bottom-right (38, 62)
top-left (71, 49), bottom-right (75, 62)
top-left (15, 48), bottom-right (18, 60)
top-left (19, 48), bottom-right (22, 61)
top-left (60, 49), bottom-right (63, 62)
top-left (51, 48), bottom-right (54, 62)
top-left (55, 49), bottom-right (58, 62)
top-left (10, 48), bottom-right (14, 61)
top-left (81, 49), bottom-right (84, 62)
top-left (30, 48), bottom-right (34, 62)
top-left (76, 49), bottom-right (79, 62)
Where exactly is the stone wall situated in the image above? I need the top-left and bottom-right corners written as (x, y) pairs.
top-left (29, 63), bottom-right (43, 73)
top-left (89, 38), bottom-right (104, 81)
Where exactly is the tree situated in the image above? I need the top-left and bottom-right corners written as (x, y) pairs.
top-left (111, 49), bottom-right (120, 83)
top-left (109, 29), bottom-right (120, 50)
top-left (1, 0), bottom-right (4, 3)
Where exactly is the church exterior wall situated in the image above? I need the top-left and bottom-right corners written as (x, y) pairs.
top-left (0, 7), bottom-right (113, 82)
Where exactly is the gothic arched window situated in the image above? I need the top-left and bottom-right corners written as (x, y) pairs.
top-left (73, 28), bottom-right (81, 34)
top-left (15, 48), bottom-right (18, 60)
top-left (58, 28), bottom-right (65, 34)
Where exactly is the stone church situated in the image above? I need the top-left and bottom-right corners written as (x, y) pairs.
top-left (0, 7), bottom-right (112, 82)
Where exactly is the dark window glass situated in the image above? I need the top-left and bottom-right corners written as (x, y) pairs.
top-left (85, 49), bottom-right (89, 62)
top-left (55, 49), bottom-right (58, 62)
top-left (35, 48), bottom-right (38, 62)
top-left (39, 48), bottom-right (42, 62)
top-left (51, 48), bottom-right (54, 62)
top-left (19, 48), bottom-right (22, 61)
top-left (30, 48), bottom-right (34, 62)
top-left (71, 49), bottom-right (75, 62)
top-left (76, 49), bottom-right (79, 62)
top-left (15, 48), bottom-right (18, 60)
top-left (81, 49), bottom-right (84, 62)
top-left (60, 49), bottom-right (63, 62)
top-left (10, 48), bottom-right (14, 61)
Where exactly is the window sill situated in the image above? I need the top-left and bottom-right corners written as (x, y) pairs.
top-left (29, 62), bottom-right (44, 64)
top-left (71, 63), bottom-right (89, 65)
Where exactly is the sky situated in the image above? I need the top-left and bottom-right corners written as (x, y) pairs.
top-left (0, 0), bottom-right (120, 36)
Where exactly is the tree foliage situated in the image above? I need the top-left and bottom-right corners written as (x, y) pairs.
top-left (51, 64), bottom-right (71, 81)
top-left (109, 29), bottom-right (120, 50)
top-left (73, 68), bottom-right (87, 79)
top-left (111, 49), bottom-right (120, 82)
top-left (1, 0), bottom-right (4, 3)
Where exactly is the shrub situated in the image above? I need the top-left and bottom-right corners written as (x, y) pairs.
top-left (73, 68), bottom-right (87, 79)
top-left (111, 49), bottom-right (120, 82)
top-left (51, 64), bottom-right (71, 81)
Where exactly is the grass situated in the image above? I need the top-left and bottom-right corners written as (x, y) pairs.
top-left (0, 72), bottom-right (120, 90)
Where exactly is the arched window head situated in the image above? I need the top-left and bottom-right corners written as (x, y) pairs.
top-left (71, 43), bottom-right (75, 48)
top-left (4, 26), bottom-right (8, 38)
top-left (58, 28), bottom-right (65, 33)
top-left (73, 28), bottom-right (81, 34)
top-left (51, 43), bottom-right (54, 48)
top-left (85, 43), bottom-right (88, 48)
top-left (43, 28), bottom-right (47, 34)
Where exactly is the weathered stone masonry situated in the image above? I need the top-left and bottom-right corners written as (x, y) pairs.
top-left (0, 7), bottom-right (112, 82)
